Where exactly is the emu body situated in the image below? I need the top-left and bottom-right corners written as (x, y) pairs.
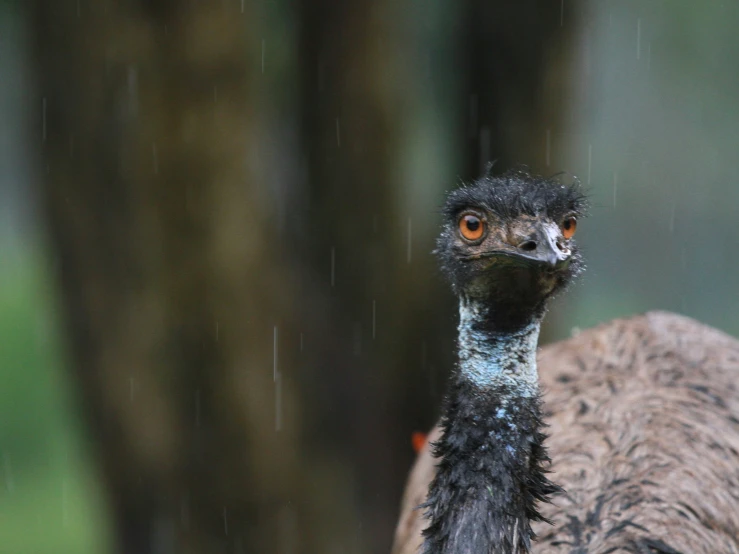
top-left (393, 170), bottom-right (739, 553)
top-left (393, 312), bottom-right (739, 553)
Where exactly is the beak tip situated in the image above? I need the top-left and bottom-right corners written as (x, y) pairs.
top-left (544, 252), bottom-right (571, 270)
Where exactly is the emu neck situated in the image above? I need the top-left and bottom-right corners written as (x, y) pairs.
top-left (421, 297), bottom-right (555, 554)
top-left (457, 298), bottom-right (541, 392)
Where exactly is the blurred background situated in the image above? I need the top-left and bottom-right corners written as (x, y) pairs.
top-left (1, 0), bottom-right (738, 552)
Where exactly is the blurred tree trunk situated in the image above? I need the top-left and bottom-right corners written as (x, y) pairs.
top-left (33, 1), bottom-right (306, 553)
top-left (296, 2), bottom-right (453, 552)
top-left (462, 0), bottom-right (581, 178)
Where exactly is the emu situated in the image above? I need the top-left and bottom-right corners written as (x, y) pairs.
top-left (392, 170), bottom-right (739, 554)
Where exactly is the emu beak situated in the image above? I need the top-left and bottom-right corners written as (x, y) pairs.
top-left (514, 223), bottom-right (571, 270)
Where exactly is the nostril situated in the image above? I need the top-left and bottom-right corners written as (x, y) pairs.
top-left (556, 240), bottom-right (569, 252)
top-left (519, 240), bottom-right (537, 252)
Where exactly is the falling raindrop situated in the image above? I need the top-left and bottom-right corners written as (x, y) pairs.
top-left (560, 0), bottom-right (564, 26)
top-left (336, 118), bottom-right (341, 147)
top-left (223, 507), bottom-right (229, 535)
top-left (273, 326), bottom-right (278, 382)
top-left (129, 377), bottom-right (135, 401)
top-left (216, 322), bottom-right (219, 342)
top-left (261, 40), bottom-right (265, 74)
top-left (587, 143), bottom-right (592, 185)
top-left (545, 129), bottom-right (551, 167)
top-left (300, 332), bottom-right (304, 352)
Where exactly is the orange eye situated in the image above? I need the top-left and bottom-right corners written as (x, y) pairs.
top-left (562, 217), bottom-right (577, 239)
top-left (459, 214), bottom-right (485, 241)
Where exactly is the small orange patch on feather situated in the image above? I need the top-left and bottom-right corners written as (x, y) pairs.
top-left (411, 432), bottom-right (427, 454)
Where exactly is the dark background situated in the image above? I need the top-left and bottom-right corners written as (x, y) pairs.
top-left (1, 0), bottom-right (738, 552)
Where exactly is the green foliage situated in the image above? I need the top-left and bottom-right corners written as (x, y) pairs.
top-left (0, 253), bottom-right (108, 554)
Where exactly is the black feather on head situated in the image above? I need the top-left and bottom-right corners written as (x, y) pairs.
top-left (441, 168), bottom-right (588, 224)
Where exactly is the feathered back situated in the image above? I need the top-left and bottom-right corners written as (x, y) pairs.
top-left (391, 312), bottom-right (739, 554)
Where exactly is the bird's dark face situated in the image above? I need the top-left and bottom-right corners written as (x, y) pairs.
top-left (436, 170), bottom-right (587, 318)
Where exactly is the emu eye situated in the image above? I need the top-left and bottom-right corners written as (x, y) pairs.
top-left (562, 217), bottom-right (577, 239)
top-left (459, 214), bottom-right (485, 241)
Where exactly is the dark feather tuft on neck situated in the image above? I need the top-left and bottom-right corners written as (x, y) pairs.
top-left (420, 377), bottom-right (561, 554)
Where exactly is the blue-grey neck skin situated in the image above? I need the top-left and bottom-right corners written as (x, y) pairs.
top-left (457, 298), bottom-right (542, 395)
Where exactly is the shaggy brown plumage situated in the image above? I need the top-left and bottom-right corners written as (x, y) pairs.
top-left (392, 311), bottom-right (739, 554)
